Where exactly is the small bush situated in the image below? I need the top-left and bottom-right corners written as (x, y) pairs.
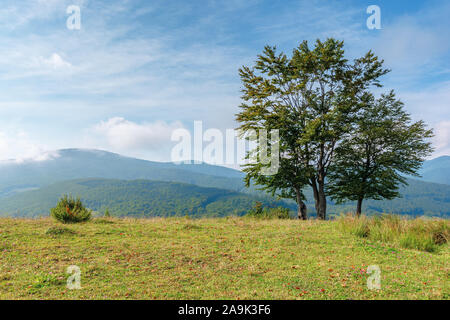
top-left (45, 226), bottom-right (77, 236)
top-left (247, 202), bottom-right (291, 219)
top-left (50, 195), bottom-right (92, 224)
top-left (248, 201), bottom-right (263, 216)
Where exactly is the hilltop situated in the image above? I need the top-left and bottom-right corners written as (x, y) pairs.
top-left (417, 156), bottom-right (450, 185)
top-left (0, 148), bottom-right (245, 198)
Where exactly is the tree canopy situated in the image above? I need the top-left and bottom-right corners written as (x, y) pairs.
top-left (236, 38), bottom-right (431, 219)
top-left (327, 91), bottom-right (433, 215)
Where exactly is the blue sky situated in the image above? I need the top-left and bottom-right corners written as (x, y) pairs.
top-left (0, 0), bottom-right (449, 162)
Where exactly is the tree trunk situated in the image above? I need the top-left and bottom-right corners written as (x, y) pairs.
top-left (356, 198), bottom-right (363, 218)
top-left (311, 181), bottom-right (320, 218)
top-left (297, 201), bottom-right (307, 220)
top-left (311, 179), bottom-right (327, 220)
top-left (295, 189), bottom-right (307, 220)
top-left (317, 180), bottom-right (327, 220)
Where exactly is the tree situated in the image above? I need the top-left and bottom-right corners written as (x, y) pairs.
top-left (50, 195), bottom-right (92, 223)
top-left (327, 91), bottom-right (434, 216)
top-left (236, 38), bottom-right (389, 219)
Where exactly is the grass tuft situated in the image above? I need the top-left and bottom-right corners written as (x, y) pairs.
top-left (45, 226), bottom-right (77, 236)
top-left (92, 218), bottom-right (115, 224)
top-left (339, 214), bottom-right (449, 252)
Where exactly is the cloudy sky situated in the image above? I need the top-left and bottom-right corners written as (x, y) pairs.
top-left (0, 0), bottom-right (449, 163)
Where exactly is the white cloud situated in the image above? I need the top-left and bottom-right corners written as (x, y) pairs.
top-left (86, 117), bottom-right (184, 152)
top-left (0, 0), bottom-right (448, 163)
top-left (374, 18), bottom-right (447, 68)
top-left (395, 81), bottom-right (450, 158)
top-left (0, 130), bottom-right (58, 162)
top-left (371, 3), bottom-right (450, 86)
top-left (399, 81), bottom-right (450, 126)
top-left (41, 53), bottom-right (72, 69)
top-left (433, 121), bottom-right (450, 157)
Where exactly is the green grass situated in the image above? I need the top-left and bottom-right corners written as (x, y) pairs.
top-left (339, 214), bottom-right (449, 253)
top-left (0, 217), bottom-right (448, 300)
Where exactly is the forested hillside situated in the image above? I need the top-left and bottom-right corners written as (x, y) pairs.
top-left (0, 177), bottom-right (449, 218)
top-left (321, 179), bottom-right (450, 218)
top-left (0, 178), bottom-right (284, 217)
top-left (0, 149), bottom-right (245, 197)
top-left (0, 149), bottom-right (449, 218)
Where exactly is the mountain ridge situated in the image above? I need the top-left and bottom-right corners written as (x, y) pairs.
top-left (0, 149), bottom-right (448, 218)
top-left (0, 148), bottom-right (245, 197)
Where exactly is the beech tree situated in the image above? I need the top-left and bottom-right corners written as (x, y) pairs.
top-left (327, 91), bottom-right (433, 216)
top-left (236, 38), bottom-right (389, 219)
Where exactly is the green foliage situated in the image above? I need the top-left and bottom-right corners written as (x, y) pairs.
top-left (50, 195), bottom-right (92, 224)
top-left (11, 179), bottom-right (289, 218)
top-left (1, 177), bottom-right (449, 218)
top-left (327, 91), bottom-right (433, 215)
top-left (236, 38), bottom-right (389, 220)
top-left (104, 208), bottom-right (111, 218)
top-left (247, 202), bottom-right (291, 219)
top-left (248, 201), bottom-right (263, 215)
top-left (339, 214), bottom-right (449, 252)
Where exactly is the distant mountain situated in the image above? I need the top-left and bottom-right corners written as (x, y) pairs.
top-left (0, 178), bottom-right (286, 218)
top-left (321, 178), bottom-right (450, 218)
top-left (0, 149), bottom-right (448, 218)
top-left (0, 149), bottom-right (245, 197)
top-left (415, 156), bottom-right (450, 185)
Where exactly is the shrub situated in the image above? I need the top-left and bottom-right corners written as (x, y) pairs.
top-left (248, 201), bottom-right (263, 216)
top-left (104, 208), bottom-right (111, 218)
top-left (247, 203), bottom-right (291, 219)
top-left (50, 195), bottom-right (92, 224)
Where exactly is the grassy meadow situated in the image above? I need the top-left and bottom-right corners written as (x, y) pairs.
top-left (0, 216), bottom-right (448, 300)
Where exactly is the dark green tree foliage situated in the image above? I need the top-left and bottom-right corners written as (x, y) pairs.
top-left (16, 179), bottom-right (288, 218)
top-left (50, 194), bottom-right (92, 223)
top-left (327, 91), bottom-right (433, 216)
top-left (236, 38), bottom-right (388, 219)
top-left (1, 178), bottom-right (448, 218)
